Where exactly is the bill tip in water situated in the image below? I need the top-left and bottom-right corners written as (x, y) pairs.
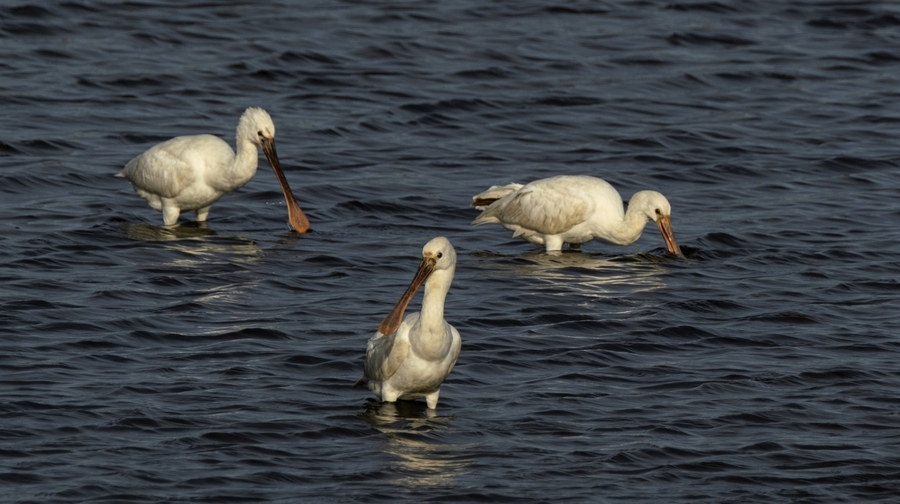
top-left (286, 197), bottom-right (310, 233)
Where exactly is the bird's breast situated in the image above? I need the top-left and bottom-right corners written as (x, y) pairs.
top-left (408, 321), bottom-right (455, 361)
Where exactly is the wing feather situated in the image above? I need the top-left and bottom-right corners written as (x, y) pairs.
top-left (478, 182), bottom-right (591, 235)
top-left (121, 147), bottom-right (195, 199)
top-left (444, 325), bottom-right (462, 376)
top-left (471, 183), bottom-right (523, 209)
top-left (364, 313), bottom-right (415, 382)
top-left (119, 135), bottom-right (232, 199)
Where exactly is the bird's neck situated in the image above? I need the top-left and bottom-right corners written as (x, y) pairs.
top-left (411, 269), bottom-right (453, 360)
top-left (221, 136), bottom-right (260, 190)
top-left (607, 205), bottom-right (650, 246)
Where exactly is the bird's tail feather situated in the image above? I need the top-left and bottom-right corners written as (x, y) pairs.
top-left (471, 196), bottom-right (499, 208)
top-left (470, 183), bottom-right (522, 209)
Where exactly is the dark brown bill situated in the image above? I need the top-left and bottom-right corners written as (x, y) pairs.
top-left (261, 138), bottom-right (310, 233)
top-left (655, 214), bottom-right (683, 258)
top-left (377, 256), bottom-right (437, 335)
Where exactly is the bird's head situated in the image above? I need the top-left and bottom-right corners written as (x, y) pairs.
top-left (237, 107), bottom-right (276, 146)
top-left (378, 237), bottom-right (456, 335)
top-left (629, 190), bottom-right (671, 222)
top-left (237, 107), bottom-right (309, 233)
top-left (422, 236), bottom-right (457, 274)
top-left (630, 191), bottom-right (682, 257)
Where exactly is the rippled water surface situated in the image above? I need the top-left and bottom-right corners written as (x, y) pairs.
top-left (3, 1), bottom-right (900, 502)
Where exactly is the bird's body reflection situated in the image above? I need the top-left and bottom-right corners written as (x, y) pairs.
top-left (359, 400), bottom-right (472, 488)
top-left (125, 222), bottom-right (262, 267)
top-left (474, 250), bottom-right (672, 298)
top-left (125, 221), bottom-right (217, 241)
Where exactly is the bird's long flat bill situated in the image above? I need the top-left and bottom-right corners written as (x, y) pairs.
top-left (261, 138), bottom-right (310, 233)
top-left (656, 214), bottom-right (683, 257)
top-left (377, 256), bottom-right (437, 335)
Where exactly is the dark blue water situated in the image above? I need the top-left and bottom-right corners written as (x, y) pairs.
top-left (3, 1), bottom-right (900, 502)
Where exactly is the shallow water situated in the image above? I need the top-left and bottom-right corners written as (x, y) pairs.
top-left (3, 1), bottom-right (900, 502)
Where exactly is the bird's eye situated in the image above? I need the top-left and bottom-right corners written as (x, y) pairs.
top-left (257, 131), bottom-right (264, 138)
top-left (655, 208), bottom-right (661, 215)
top-left (437, 252), bottom-right (443, 258)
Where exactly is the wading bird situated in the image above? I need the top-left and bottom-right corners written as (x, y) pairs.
top-left (472, 175), bottom-right (682, 256)
top-left (355, 237), bottom-right (461, 410)
top-left (117, 107), bottom-right (309, 232)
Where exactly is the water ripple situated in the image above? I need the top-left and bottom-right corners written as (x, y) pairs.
top-left (2, 0), bottom-right (900, 502)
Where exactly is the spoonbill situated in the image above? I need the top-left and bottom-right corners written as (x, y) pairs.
top-left (471, 175), bottom-right (682, 256)
top-left (117, 107), bottom-right (309, 233)
top-left (354, 237), bottom-right (461, 410)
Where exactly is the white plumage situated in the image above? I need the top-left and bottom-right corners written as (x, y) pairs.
top-left (355, 237), bottom-right (461, 410)
top-left (117, 107), bottom-right (309, 232)
top-left (472, 175), bottom-right (682, 255)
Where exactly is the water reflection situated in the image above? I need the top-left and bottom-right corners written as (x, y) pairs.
top-left (126, 222), bottom-right (262, 266)
top-left (359, 400), bottom-right (473, 489)
top-left (126, 221), bottom-right (217, 241)
top-left (472, 250), bottom-right (671, 298)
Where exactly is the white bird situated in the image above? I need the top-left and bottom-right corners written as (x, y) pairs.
top-left (117, 107), bottom-right (309, 233)
top-left (471, 175), bottom-right (683, 256)
top-left (355, 237), bottom-right (461, 410)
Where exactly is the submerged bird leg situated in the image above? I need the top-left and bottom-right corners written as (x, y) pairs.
top-left (544, 235), bottom-right (564, 253)
top-left (161, 198), bottom-right (180, 226)
top-left (196, 206), bottom-right (211, 222)
top-left (425, 389), bottom-right (440, 409)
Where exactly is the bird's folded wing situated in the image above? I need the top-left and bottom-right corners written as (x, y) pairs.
top-left (445, 325), bottom-right (462, 375)
top-left (122, 147), bottom-right (195, 199)
top-left (492, 185), bottom-right (590, 235)
top-left (364, 331), bottom-right (410, 382)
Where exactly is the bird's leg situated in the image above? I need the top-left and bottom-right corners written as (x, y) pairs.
top-left (381, 383), bottom-right (400, 403)
top-left (425, 389), bottom-right (440, 409)
top-left (544, 235), bottom-right (564, 253)
top-left (196, 206), bottom-right (211, 222)
top-left (161, 199), bottom-right (180, 226)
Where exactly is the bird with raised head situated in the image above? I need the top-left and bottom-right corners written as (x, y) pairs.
top-left (355, 237), bottom-right (461, 410)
